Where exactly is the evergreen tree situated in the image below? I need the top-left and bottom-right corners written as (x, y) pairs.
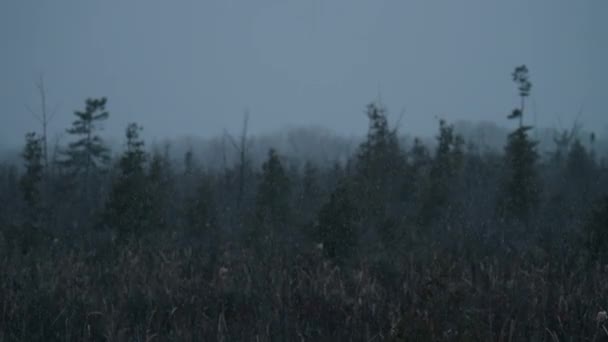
top-left (183, 146), bottom-right (196, 177)
top-left (0, 164), bottom-right (19, 226)
top-left (316, 181), bottom-right (359, 262)
top-left (551, 129), bottom-right (576, 166)
top-left (60, 97), bottom-right (111, 178)
top-left (251, 149), bottom-right (291, 245)
top-left (500, 125), bottom-right (540, 225)
top-left (409, 138), bottom-right (431, 170)
top-left (184, 173), bottom-right (220, 267)
top-left (418, 120), bottom-right (464, 225)
top-left (20, 132), bottom-right (44, 221)
top-left (508, 65), bottom-right (532, 128)
top-left (180, 146), bottom-right (199, 213)
top-left (545, 126), bottom-right (581, 230)
top-left (328, 160), bottom-right (345, 190)
top-left (13, 132), bottom-right (50, 254)
top-left (567, 138), bottom-right (595, 180)
top-left (584, 196), bottom-right (608, 264)
top-left (402, 138), bottom-right (430, 202)
top-left (498, 65), bottom-right (540, 224)
top-left (302, 161), bottom-right (319, 199)
top-left (58, 97), bottom-right (111, 228)
top-left (301, 161), bottom-right (322, 213)
top-left (565, 138), bottom-right (598, 215)
top-left (186, 174), bottom-right (217, 239)
top-left (293, 161), bottom-right (324, 241)
top-left (146, 149), bottom-right (172, 229)
top-left (103, 123), bottom-right (148, 239)
top-left (356, 102), bottom-right (403, 185)
top-left (121, 123), bottom-right (147, 177)
top-left (293, 161), bottom-right (321, 218)
top-left (354, 102), bottom-right (405, 237)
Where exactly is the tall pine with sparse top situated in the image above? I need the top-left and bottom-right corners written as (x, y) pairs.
top-left (59, 97), bottom-right (111, 224)
top-left (498, 65), bottom-right (540, 226)
top-left (60, 98), bottom-right (110, 177)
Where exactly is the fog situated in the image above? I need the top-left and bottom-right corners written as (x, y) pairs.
top-left (5, 2), bottom-right (608, 339)
top-left (1, 0), bottom-right (607, 150)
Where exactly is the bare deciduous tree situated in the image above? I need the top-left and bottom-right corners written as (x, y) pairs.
top-left (224, 110), bottom-right (251, 210)
top-left (25, 75), bottom-right (60, 170)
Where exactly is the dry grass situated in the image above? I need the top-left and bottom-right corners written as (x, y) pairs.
top-left (1, 232), bottom-right (608, 341)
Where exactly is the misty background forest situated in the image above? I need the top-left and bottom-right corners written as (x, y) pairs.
top-left (1, 64), bottom-right (608, 341)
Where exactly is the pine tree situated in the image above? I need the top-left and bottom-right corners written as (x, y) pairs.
top-left (301, 161), bottom-right (321, 214)
top-left (584, 196), bottom-right (608, 264)
top-left (186, 174), bottom-right (217, 238)
top-left (121, 123), bottom-right (147, 177)
top-left (551, 129), bottom-right (576, 166)
top-left (402, 138), bottom-right (430, 201)
top-left (0, 165), bottom-right (19, 226)
top-left (302, 161), bottom-right (319, 199)
top-left (500, 127), bottom-right (540, 222)
top-left (409, 138), bottom-right (431, 170)
top-left (103, 123), bottom-right (148, 239)
top-left (251, 149), bottom-right (291, 245)
top-left (14, 132), bottom-right (49, 254)
top-left (418, 120), bottom-right (464, 226)
top-left (184, 147), bottom-right (195, 177)
top-left (60, 97), bottom-right (111, 177)
top-left (59, 97), bottom-right (111, 225)
top-left (498, 65), bottom-right (540, 224)
top-left (328, 160), bottom-right (345, 190)
top-left (567, 138), bottom-right (594, 180)
top-left (316, 181), bottom-right (359, 262)
top-left (20, 132), bottom-right (44, 221)
top-left (508, 65), bottom-right (532, 128)
top-left (356, 102), bottom-right (403, 184)
top-left (565, 138), bottom-right (598, 214)
top-left (184, 173), bottom-right (220, 266)
top-left (146, 149), bottom-right (172, 230)
top-left (180, 146), bottom-right (198, 210)
top-left (354, 102), bottom-right (404, 235)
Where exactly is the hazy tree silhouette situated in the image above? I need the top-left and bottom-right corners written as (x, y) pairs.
top-left (250, 148), bottom-right (291, 249)
top-left (316, 180), bottom-right (359, 262)
top-left (103, 123), bottom-right (149, 240)
top-left (20, 132), bottom-right (44, 223)
top-left (498, 65), bottom-right (540, 225)
top-left (59, 97), bottom-right (111, 177)
top-left (354, 102), bottom-right (404, 247)
top-left (418, 119), bottom-right (464, 226)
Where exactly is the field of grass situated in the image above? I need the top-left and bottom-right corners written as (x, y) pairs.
top-left (2, 230), bottom-right (608, 342)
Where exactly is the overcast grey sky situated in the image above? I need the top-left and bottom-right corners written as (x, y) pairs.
top-left (1, 0), bottom-right (606, 148)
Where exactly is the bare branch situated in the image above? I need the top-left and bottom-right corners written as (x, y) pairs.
top-left (240, 109), bottom-right (249, 145)
top-left (220, 134), bottom-right (227, 172)
top-left (49, 102), bottom-right (62, 122)
top-left (575, 104), bottom-right (584, 123)
top-left (223, 129), bottom-right (240, 152)
top-left (288, 132), bottom-right (299, 154)
top-left (555, 114), bottom-right (563, 133)
top-left (24, 104), bottom-right (43, 123)
top-left (223, 111), bottom-right (250, 153)
top-left (391, 106), bottom-right (407, 135)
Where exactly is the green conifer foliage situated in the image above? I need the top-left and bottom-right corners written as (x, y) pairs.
top-left (498, 66), bottom-right (540, 224)
top-left (20, 132), bottom-right (44, 220)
